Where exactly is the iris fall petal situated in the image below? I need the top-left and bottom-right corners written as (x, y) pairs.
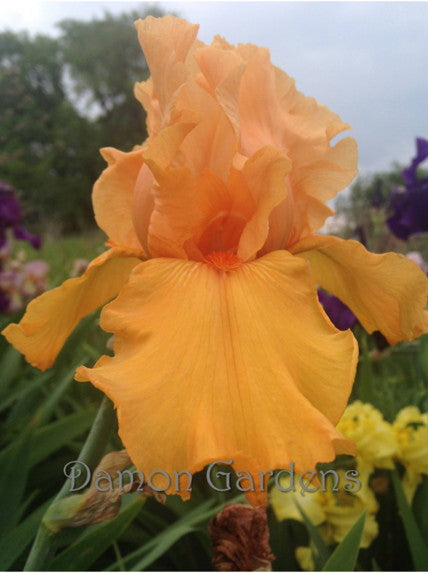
top-left (3, 249), bottom-right (140, 370)
top-left (76, 251), bottom-right (357, 505)
top-left (291, 235), bottom-right (428, 344)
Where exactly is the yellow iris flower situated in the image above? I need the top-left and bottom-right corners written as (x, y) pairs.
top-left (2, 16), bottom-right (427, 505)
top-left (393, 406), bottom-right (428, 502)
top-left (271, 471), bottom-right (379, 549)
top-left (337, 401), bottom-right (397, 498)
top-left (295, 546), bottom-right (316, 572)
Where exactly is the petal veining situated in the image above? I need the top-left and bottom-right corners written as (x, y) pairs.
top-left (76, 250), bottom-right (357, 505)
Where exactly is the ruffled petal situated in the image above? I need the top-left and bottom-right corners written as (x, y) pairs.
top-left (237, 50), bottom-right (357, 241)
top-left (195, 40), bottom-right (357, 243)
top-left (143, 112), bottom-right (290, 262)
top-left (76, 250), bottom-right (357, 505)
top-left (146, 165), bottom-right (234, 259)
top-left (176, 83), bottom-right (238, 181)
top-left (291, 235), bottom-right (428, 344)
top-left (134, 16), bottom-right (199, 132)
top-left (2, 249), bottom-right (140, 370)
top-left (93, 147), bottom-right (147, 253)
top-left (237, 146), bottom-right (291, 261)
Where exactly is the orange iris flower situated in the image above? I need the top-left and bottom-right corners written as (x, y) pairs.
top-left (3, 16), bottom-right (427, 505)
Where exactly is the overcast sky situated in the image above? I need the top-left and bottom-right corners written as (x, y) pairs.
top-left (1, 1), bottom-right (427, 176)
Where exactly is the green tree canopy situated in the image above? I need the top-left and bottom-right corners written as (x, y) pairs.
top-left (0, 30), bottom-right (100, 232)
top-left (57, 7), bottom-right (164, 149)
top-left (0, 6), bottom-right (166, 234)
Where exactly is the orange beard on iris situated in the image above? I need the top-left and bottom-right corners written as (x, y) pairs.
top-left (3, 15), bottom-right (427, 506)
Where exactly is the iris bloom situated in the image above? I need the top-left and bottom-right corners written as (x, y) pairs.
top-left (387, 137), bottom-right (428, 240)
top-left (0, 182), bottom-right (41, 250)
top-left (0, 259), bottom-right (49, 313)
top-left (317, 290), bottom-right (357, 331)
top-left (337, 401), bottom-right (397, 501)
top-left (393, 406), bottom-right (428, 502)
top-left (2, 17), bottom-right (427, 505)
top-left (270, 470), bottom-right (379, 549)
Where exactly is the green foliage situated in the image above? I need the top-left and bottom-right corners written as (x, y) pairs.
top-left (0, 6), bottom-right (165, 235)
top-left (295, 500), bottom-right (331, 569)
top-left (391, 470), bottom-right (428, 570)
top-left (57, 7), bottom-right (163, 150)
top-left (0, 427), bottom-right (32, 537)
top-left (0, 30), bottom-right (101, 233)
top-left (50, 496), bottom-right (146, 571)
top-left (322, 511), bottom-right (367, 571)
top-left (352, 328), bottom-right (428, 421)
top-left (0, 500), bottom-right (51, 570)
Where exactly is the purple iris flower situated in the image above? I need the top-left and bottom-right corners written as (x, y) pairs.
top-left (317, 290), bottom-right (357, 331)
top-left (0, 182), bottom-right (41, 249)
top-left (387, 138), bottom-right (428, 241)
top-left (0, 182), bottom-right (44, 312)
top-left (0, 289), bottom-right (10, 312)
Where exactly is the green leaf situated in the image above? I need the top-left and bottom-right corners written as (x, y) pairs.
top-left (413, 475), bottom-right (428, 541)
top-left (0, 500), bottom-right (51, 570)
top-left (129, 500), bottom-right (218, 571)
top-left (49, 495), bottom-right (145, 571)
top-left (22, 398), bottom-right (115, 572)
top-left (108, 497), bottom-right (244, 571)
top-left (294, 499), bottom-right (331, 568)
top-left (28, 408), bottom-right (96, 467)
top-left (0, 346), bottom-right (23, 398)
top-left (391, 469), bottom-right (428, 571)
top-left (0, 428), bottom-right (32, 537)
top-left (0, 371), bottom-right (52, 414)
top-left (322, 510), bottom-right (366, 571)
top-left (0, 409), bottom-right (95, 470)
top-left (357, 332), bottom-right (378, 404)
top-left (30, 367), bottom-right (77, 427)
top-left (136, 521), bottom-right (199, 571)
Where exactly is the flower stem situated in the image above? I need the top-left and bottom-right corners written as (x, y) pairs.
top-left (24, 396), bottom-right (116, 571)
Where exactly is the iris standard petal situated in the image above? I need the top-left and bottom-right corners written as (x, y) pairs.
top-left (93, 147), bottom-right (147, 253)
top-left (291, 235), bottom-right (428, 344)
top-left (76, 250), bottom-right (357, 505)
top-left (237, 146), bottom-right (291, 261)
top-left (2, 248), bottom-right (141, 370)
top-left (134, 15), bottom-right (199, 132)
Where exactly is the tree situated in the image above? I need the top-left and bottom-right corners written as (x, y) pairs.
top-left (57, 6), bottom-right (164, 149)
top-left (0, 6), bottom-right (168, 233)
top-left (0, 30), bottom-right (101, 233)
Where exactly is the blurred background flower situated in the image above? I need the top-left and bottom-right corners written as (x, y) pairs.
top-left (317, 290), bottom-right (357, 331)
top-left (270, 470), bottom-right (380, 569)
top-left (0, 182), bottom-right (41, 250)
top-left (393, 406), bottom-right (428, 502)
top-left (337, 401), bottom-right (397, 495)
top-left (0, 182), bottom-right (48, 312)
top-left (406, 251), bottom-right (428, 274)
top-left (387, 138), bottom-right (428, 241)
